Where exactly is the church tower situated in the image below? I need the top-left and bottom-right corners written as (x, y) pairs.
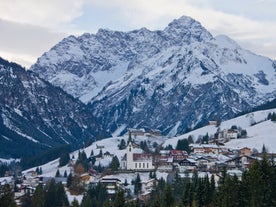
top-left (126, 131), bottom-right (134, 170)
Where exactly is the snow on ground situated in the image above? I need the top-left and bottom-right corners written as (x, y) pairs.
top-left (163, 109), bottom-right (276, 151)
top-left (66, 191), bottom-right (83, 205)
top-left (19, 109), bottom-right (275, 183)
top-left (224, 120), bottom-right (276, 152)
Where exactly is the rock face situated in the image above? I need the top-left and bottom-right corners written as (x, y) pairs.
top-left (0, 58), bottom-right (109, 158)
top-left (31, 16), bottom-right (276, 136)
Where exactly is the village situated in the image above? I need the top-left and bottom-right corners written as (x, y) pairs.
top-left (0, 119), bottom-right (272, 206)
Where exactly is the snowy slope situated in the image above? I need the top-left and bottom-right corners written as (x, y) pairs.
top-left (163, 109), bottom-right (276, 152)
top-left (22, 109), bottom-right (276, 180)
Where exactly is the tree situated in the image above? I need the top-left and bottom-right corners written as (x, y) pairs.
top-left (163, 184), bottom-right (174, 207)
top-left (59, 152), bottom-right (70, 167)
top-left (72, 198), bottom-right (80, 207)
top-left (240, 129), bottom-right (247, 138)
top-left (134, 174), bottom-right (142, 195)
top-left (110, 156), bottom-right (120, 171)
top-left (32, 184), bottom-right (45, 207)
top-left (0, 184), bottom-right (16, 207)
top-left (21, 191), bottom-right (33, 207)
top-left (118, 139), bottom-right (127, 150)
top-left (176, 139), bottom-right (191, 153)
top-left (81, 194), bottom-right (92, 207)
top-left (64, 170), bottom-right (67, 177)
top-left (55, 169), bottom-right (61, 177)
top-left (67, 173), bottom-right (73, 188)
top-left (114, 189), bottom-right (125, 207)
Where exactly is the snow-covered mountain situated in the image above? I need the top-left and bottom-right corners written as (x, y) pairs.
top-left (0, 58), bottom-right (109, 158)
top-left (31, 16), bottom-right (276, 136)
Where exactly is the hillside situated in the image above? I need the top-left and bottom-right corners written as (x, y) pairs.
top-left (164, 108), bottom-right (276, 152)
top-left (0, 57), bottom-right (109, 158)
top-left (23, 109), bottom-right (276, 180)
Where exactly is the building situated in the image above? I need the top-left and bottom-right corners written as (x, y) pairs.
top-left (121, 142), bottom-right (154, 170)
top-left (190, 144), bottom-right (220, 154)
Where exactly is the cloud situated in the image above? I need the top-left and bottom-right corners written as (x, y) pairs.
top-left (84, 0), bottom-right (276, 59)
top-left (0, 0), bottom-right (84, 28)
top-left (0, 0), bottom-right (275, 68)
top-left (0, 19), bottom-right (66, 67)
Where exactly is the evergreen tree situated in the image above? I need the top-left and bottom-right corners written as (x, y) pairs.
top-left (21, 191), bottom-right (33, 207)
top-left (55, 169), bottom-right (61, 177)
top-left (81, 194), bottom-right (92, 207)
top-left (32, 184), bottom-right (45, 207)
top-left (0, 184), bottom-right (16, 207)
top-left (163, 184), bottom-right (174, 207)
top-left (67, 173), bottom-right (73, 188)
top-left (59, 152), bottom-right (70, 167)
top-left (176, 139), bottom-right (191, 153)
top-left (118, 139), bottom-right (127, 150)
top-left (134, 174), bottom-right (142, 195)
top-left (56, 182), bottom-right (69, 207)
top-left (114, 189), bottom-right (125, 207)
top-left (72, 198), bottom-right (80, 207)
top-left (110, 156), bottom-right (120, 171)
top-left (64, 170), bottom-right (68, 177)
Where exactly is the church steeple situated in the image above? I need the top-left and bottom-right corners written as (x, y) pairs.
top-left (127, 130), bottom-right (132, 144)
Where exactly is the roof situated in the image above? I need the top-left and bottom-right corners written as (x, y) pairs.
top-left (133, 153), bottom-right (153, 161)
top-left (170, 150), bottom-right (188, 156)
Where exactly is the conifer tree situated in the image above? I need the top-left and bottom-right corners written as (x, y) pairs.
top-left (0, 184), bottom-right (16, 207)
top-left (114, 189), bottom-right (125, 207)
top-left (32, 184), bottom-right (45, 207)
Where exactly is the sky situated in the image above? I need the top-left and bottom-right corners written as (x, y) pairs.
top-left (0, 0), bottom-right (276, 68)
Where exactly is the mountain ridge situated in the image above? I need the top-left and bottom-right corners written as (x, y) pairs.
top-left (31, 16), bottom-right (276, 136)
top-left (0, 57), bottom-right (109, 158)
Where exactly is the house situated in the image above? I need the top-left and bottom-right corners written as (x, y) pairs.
top-left (239, 147), bottom-right (251, 157)
top-left (209, 121), bottom-right (217, 126)
top-left (141, 178), bottom-right (156, 193)
top-left (190, 144), bottom-right (220, 154)
top-left (155, 155), bottom-right (173, 172)
top-left (218, 129), bottom-right (238, 142)
top-left (100, 178), bottom-right (122, 196)
top-left (121, 142), bottom-right (154, 171)
top-left (225, 155), bottom-right (257, 170)
top-left (178, 158), bottom-right (196, 172)
top-left (170, 150), bottom-right (188, 163)
top-left (128, 128), bottom-right (146, 137)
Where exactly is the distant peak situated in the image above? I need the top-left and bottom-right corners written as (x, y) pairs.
top-left (168, 15), bottom-right (195, 27)
top-left (164, 15), bottom-right (213, 42)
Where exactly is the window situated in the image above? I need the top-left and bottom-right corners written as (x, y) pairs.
top-left (135, 163), bottom-right (137, 168)
top-left (147, 163), bottom-right (149, 168)
top-left (129, 147), bottom-right (131, 152)
top-left (143, 163), bottom-right (145, 168)
top-left (139, 163), bottom-right (141, 168)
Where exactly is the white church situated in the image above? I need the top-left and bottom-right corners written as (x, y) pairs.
top-left (121, 141), bottom-right (154, 171)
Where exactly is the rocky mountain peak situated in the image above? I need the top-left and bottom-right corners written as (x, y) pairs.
top-left (163, 15), bottom-right (213, 43)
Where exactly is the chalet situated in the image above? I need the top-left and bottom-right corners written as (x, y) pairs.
top-left (128, 128), bottom-right (146, 137)
top-left (225, 155), bottom-right (258, 170)
top-left (238, 147), bottom-right (251, 157)
top-left (155, 155), bottom-right (173, 172)
top-left (141, 178), bottom-right (156, 193)
top-left (100, 178), bottom-right (122, 196)
top-left (190, 144), bottom-right (220, 154)
top-left (178, 158), bottom-right (196, 172)
top-left (218, 129), bottom-right (238, 142)
top-left (170, 150), bottom-right (188, 163)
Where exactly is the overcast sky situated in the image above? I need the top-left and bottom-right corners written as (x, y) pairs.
top-left (0, 0), bottom-right (276, 68)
